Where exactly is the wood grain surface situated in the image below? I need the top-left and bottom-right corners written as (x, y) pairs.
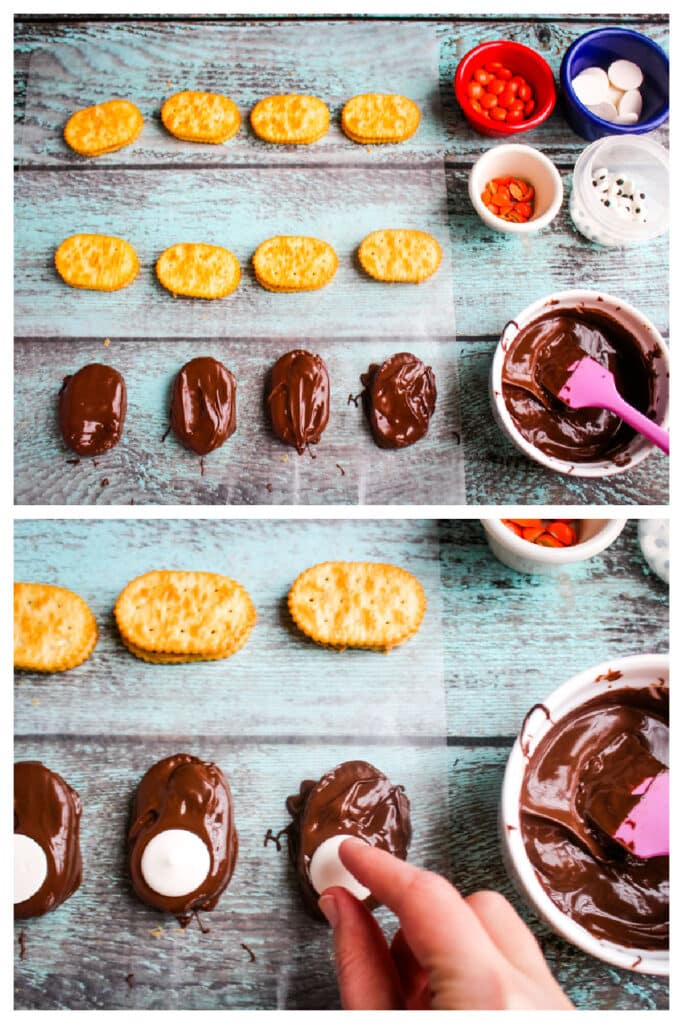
top-left (13, 14), bottom-right (670, 505)
top-left (14, 518), bottom-right (669, 1010)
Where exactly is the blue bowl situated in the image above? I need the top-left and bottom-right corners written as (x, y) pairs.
top-left (561, 27), bottom-right (669, 141)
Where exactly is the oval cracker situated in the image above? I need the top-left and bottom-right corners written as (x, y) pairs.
top-left (115, 570), bottom-right (257, 656)
top-left (156, 243), bottom-right (241, 299)
top-left (55, 233), bottom-right (140, 292)
top-left (288, 561), bottom-right (426, 651)
top-left (14, 582), bottom-right (98, 672)
top-left (358, 229), bottom-right (442, 284)
top-left (342, 94), bottom-right (420, 144)
top-left (64, 99), bottom-right (143, 157)
top-left (253, 236), bottom-right (338, 292)
top-left (161, 91), bottom-right (241, 144)
top-left (250, 95), bottom-right (329, 144)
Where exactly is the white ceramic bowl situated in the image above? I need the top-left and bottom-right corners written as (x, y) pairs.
top-left (469, 143), bottom-right (563, 234)
top-left (481, 517), bottom-right (627, 574)
top-left (500, 653), bottom-right (669, 976)
top-left (490, 289), bottom-right (670, 477)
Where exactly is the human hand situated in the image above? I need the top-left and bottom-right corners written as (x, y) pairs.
top-left (318, 840), bottom-right (574, 1010)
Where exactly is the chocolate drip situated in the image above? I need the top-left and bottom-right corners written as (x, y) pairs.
top-left (266, 349), bottom-right (330, 454)
top-left (520, 687), bottom-right (669, 949)
top-left (502, 309), bottom-right (653, 462)
top-left (14, 761), bottom-right (82, 919)
top-left (286, 760), bottom-right (412, 920)
top-left (170, 357), bottom-right (236, 455)
top-left (128, 753), bottom-right (238, 916)
top-left (361, 353), bottom-right (436, 449)
top-left (58, 363), bottom-right (127, 456)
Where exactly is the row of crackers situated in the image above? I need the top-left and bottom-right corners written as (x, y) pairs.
top-left (64, 93), bottom-right (421, 155)
top-left (54, 231), bottom-right (442, 295)
top-left (14, 566), bottom-right (427, 671)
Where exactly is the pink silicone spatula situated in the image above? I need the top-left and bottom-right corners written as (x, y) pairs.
top-left (543, 354), bottom-right (669, 455)
top-left (609, 770), bottom-right (669, 859)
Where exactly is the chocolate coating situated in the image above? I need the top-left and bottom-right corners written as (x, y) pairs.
top-left (58, 363), bottom-right (127, 456)
top-left (14, 761), bottom-right (83, 919)
top-left (502, 308), bottom-right (653, 463)
top-left (266, 349), bottom-right (330, 454)
top-left (128, 753), bottom-right (238, 916)
top-left (361, 353), bottom-right (436, 449)
top-left (286, 760), bottom-right (411, 919)
top-left (171, 357), bottom-right (236, 455)
top-left (520, 686), bottom-right (669, 949)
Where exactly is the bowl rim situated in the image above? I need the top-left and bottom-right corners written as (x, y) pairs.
top-left (455, 39), bottom-right (557, 137)
top-left (490, 288), bottom-right (670, 477)
top-left (560, 26), bottom-right (670, 134)
top-left (468, 143), bottom-right (564, 234)
top-left (481, 516), bottom-right (628, 563)
top-left (500, 652), bottom-right (669, 975)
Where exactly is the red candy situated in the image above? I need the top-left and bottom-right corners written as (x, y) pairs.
top-left (464, 61), bottom-right (536, 125)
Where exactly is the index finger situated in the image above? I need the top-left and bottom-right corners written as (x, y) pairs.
top-left (339, 840), bottom-right (498, 975)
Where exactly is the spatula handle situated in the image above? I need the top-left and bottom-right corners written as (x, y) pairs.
top-left (607, 397), bottom-right (670, 455)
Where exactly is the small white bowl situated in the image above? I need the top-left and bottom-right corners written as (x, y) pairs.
top-left (490, 289), bottom-right (670, 477)
top-left (500, 653), bottom-right (669, 976)
top-left (469, 143), bottom-right (564, 234)
top-left (481, 517), bottom-right (627, 574)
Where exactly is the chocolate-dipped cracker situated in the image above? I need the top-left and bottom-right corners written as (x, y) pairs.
top-left (14, 761), bottom-right (83, 919)
top-left (171, 357), bottom-right (236, 455)
top-left (361, 352), bottom-right (436, 449)
top-left (266, 349), bottom-right (330, 454)
top-left (59, 363), bottom-right (127, 456)
top-left (128, 754), bottom-right (238, 918)
top-left (286, 760), bottom-right (411, 919)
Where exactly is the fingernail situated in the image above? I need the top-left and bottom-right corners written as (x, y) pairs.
top-left (318, 893), bottom-right (339, 928)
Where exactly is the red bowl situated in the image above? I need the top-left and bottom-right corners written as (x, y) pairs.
top-left (454, 40), bottom-right (557, 138)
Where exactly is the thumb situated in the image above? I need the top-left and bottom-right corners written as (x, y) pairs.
top-left (319, 887), bottom-right (403, 1010)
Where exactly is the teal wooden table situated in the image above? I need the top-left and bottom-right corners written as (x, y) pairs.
top-left (14, 518), bottom-right (668, 1009)
top-left (14, 14), bottom-right (669, 505)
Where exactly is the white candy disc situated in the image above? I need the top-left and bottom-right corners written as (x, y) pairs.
top-left (618, 89), bottom-right (643, 119)
top-left (572, 67), bottom-right (609, 106)
top-left (141, 829), bottom-right (211, 898)
top-left (617, 112), bottom-right (639, 125)
top-left (309, 834), bottom-right (371, 901)
top-left (587, 101), bottom-right (619, 123)
top-left (14, 834), bottom-right (48, 904)
top-left (608, 59), bottom-right (644, 91)
top-left (606, 83), bottom-right (625, 106)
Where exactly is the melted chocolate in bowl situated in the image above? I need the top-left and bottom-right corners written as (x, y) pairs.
top-left (520, 686), bottom-right (669, 950)
top-left (14, 761), bottom-right (83, 919)
top-left (128, 753), bottom-right (238, 917)
top-left (502, 308), bottom-right (655, 463)
top-left (286, 760), bottom-right (412, 919)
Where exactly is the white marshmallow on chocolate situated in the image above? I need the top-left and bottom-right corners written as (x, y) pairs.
top-left (309, 834), bottom-right (371, 900)
top-left (14, 833), bottom-right (48, 904)
top-left (140, 829), bottom-right (211, 898)
top-left (608, 59), bottom-right (644, 92)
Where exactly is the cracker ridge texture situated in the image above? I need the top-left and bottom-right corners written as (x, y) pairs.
top-left (156, 243), bottom-right (241, 299)
top-left (253, 236), bottom-right (338, 292)
top-left (64, 99), bottom-right (144, 156)
top-left (115, 570), bottom-right (257, 656)
top-left (341, 94), bottom-right (420, 144)
top-left (358, 229), bottom-right (442, 284)
top-left (14, 582), bottom-right (98, 672)
top-left (161, 91), bottom-right (241, 144)
top-left (250, 95), bottom-right (330, 144)
top-left (55, 234), bottom-right (140, 292)
top-left (288, 561), bottom-right (426, 651)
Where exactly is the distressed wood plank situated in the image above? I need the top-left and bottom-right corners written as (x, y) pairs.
top-left (14, 165), bottom-right (455, 341)
top-left (14, 520), bottom-right (447, 739)
top-left (456, 340), bottom-right (668, 504)
top-left (14, 337), bottom-right (464, 505)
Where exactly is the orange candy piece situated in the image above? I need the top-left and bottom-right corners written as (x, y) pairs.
top-left (502, 519), bottom-right (580, 548)
top-left (482, 176), bottom-right (534, 224)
